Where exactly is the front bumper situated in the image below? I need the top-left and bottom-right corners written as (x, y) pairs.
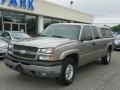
top-left (4, 55), bottom-right (62, 78)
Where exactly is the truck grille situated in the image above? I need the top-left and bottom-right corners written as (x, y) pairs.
top-left (14, 45), bottom-right (38, 52)
top-left (12, 45), bottom-right (38, 60)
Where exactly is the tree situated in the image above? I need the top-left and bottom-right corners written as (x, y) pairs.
top-left (111, 24), bottom-right (120, 32)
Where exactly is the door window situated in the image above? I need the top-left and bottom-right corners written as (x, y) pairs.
top-left (91, 26), bottom-right (100, 39)
top-left (81, 26), bottom-right (93, 41)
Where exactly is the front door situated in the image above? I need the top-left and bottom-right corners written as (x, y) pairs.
top-left (79, 25), bottom-right (95, 65)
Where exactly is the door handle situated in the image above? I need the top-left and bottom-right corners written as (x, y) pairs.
top-left (93, 42), bottom-right (96, 46)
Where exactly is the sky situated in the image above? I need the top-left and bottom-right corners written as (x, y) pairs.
top-left (46, 0), bottom-right (120, 26)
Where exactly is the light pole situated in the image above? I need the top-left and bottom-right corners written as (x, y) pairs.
top-left (70, 1), bottom-right (73, 9)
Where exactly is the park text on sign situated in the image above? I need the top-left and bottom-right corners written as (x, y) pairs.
top-left (1, 0), bottom-right (34, 10)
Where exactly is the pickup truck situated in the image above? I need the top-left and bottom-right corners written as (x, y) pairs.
top-left (4, 23), bottom-right (114, 85)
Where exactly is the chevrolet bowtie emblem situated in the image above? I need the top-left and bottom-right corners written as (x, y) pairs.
top-left (19, 50), bottom-right (26, 54)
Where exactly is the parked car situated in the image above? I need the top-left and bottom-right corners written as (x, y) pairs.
top-left (0, 31), bottom-right (31, 43)
top-left (0, 39), bottom-right (8, 59)
top-left (114, 35), bottom-right (120, 50)
top-left (4, 23), bottom-right (114, 86)
top-left (0, 31), bottom-right (31, 58)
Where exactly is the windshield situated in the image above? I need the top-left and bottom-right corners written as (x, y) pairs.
top-left (41, 24), bottom-right (81, 40)
top-left (115, 35), bottom-right (120, 40)
top-left (11, 32), bottom-right (30, 39)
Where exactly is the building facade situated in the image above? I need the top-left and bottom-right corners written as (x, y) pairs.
top-left (0, 0), bottom-right (93, 36)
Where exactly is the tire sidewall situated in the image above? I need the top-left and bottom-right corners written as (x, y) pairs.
top-left (102, 49), bottom-right (112, 65)
top-left (107, 50), bottom-right (111, 63)
top-left (59, 57), bottom-right (76, 85)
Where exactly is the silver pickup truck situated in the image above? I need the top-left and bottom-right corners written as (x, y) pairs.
top-left (4, 23), bottom-right (114, 85)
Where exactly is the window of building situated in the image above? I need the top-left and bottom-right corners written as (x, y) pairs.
top-left (26, 15), bottom-right (37, 36)
top-left (3, 11), bottom-right (25, 23)
top-left (3, 11), bottom-right (13, 22)
top-left (44, 17), bottom-right (52, 29)
top-left (0, 10), bottom-right (2, 31)
top-left (81, 26), bottom-right (93, 41)
top-left (52, 19), bottom-right (62, 24)
top-left (61, 20), bottom-right (69, 23)
top-left (12, 24), bottom-right (18, 31)
top-left (4, 23), bottom-right (11, 30)
top-left (91, 26), bottom-right (100, 39)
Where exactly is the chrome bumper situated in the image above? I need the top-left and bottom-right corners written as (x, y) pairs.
top-left (4, 59), bottom-right (62, 78)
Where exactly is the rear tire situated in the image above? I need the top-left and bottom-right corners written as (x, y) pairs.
top-left (58, 57), bottom-right (76, 86)
top-left (101, 49), bottom-right (111, 65)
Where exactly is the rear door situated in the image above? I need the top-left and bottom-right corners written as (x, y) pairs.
top-left (100, 28), bottom-right (114, 55)
top-left (91, 26), bottom-right (104, 58)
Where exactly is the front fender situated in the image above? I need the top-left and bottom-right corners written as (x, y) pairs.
top-left (60, 49), bottom-right (79, 60)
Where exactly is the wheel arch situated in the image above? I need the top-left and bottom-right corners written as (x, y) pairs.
top-left (60, 49), bottom-right (80, 67)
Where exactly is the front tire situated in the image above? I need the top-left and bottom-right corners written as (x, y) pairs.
top-left (58, 57), bottom-right (76, 86)
top-left (101, 49), bottom-right (111, 65)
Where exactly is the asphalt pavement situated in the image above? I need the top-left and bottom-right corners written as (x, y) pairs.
top-left (0, 51), bottom-right (120, 90)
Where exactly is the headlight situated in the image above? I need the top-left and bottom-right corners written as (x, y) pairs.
top-left (39, 55), bottom-right (54, 61)
top-left (8, 44), bottom-right (13, 55)
top-left (39, 48), bottom-right (55, 61)
top-left (8, 44), bottom-right (13, 51)
top-left (39, 48), bottom-right (55, 54)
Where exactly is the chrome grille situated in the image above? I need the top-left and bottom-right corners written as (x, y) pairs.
top-left (12, 45), bottom-right (38, 60)
top-left (14, 45), bottom-right (38, 52)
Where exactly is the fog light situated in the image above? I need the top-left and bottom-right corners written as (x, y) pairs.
top-left (39, 55), bottom-right (50, 61)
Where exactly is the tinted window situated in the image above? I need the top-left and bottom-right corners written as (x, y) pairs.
top-left (91, 26), bottom-right (100, 39)
top-left (101, 28), bottom-right (112, 38)
top-left (41, 25), bottom-right (81, 40)
top-left (81, 26), bottom-right (93, 41)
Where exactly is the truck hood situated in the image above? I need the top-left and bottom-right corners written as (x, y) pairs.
top-left (15, 37), bottom-right (75, 48)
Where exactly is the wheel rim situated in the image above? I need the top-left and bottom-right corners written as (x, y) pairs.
top-left (65, 64), bottom-right (74, 81)
top-left (107, 51), bottom-right (111, 62)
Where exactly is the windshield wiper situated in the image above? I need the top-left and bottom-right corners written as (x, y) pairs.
top-left (51, 35), bottom-right (65, 38)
